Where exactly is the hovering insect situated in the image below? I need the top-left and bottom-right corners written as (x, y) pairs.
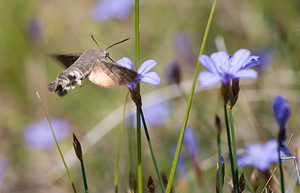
top-left (48, 35), bottom-right (138, 96)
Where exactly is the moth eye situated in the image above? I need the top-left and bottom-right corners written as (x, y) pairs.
top-left (104, 51), bottom-right (109, 58)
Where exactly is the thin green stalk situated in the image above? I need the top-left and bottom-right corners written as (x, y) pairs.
top-left (223, 105), bottom-right (237, 193)
top-left (136, 106), bottom-right (142, 193)
top-left (217, 133), bottom-right (222, 193)
top-left (140, 108), bottom-right (165, 193)
top-left (135, 0), bottom-right (142, 192)
top-left (135, 0), bottom-right (139, 70)
top-left (228, 108), bottom-right (239, 193)
top-left (80, 160), bottom-right (89, 193)
top-left (114, 95), bottom-right (129, 193)
top-left (278, 148), bottom-right (285, 193)
top-left (165, 1), bottom-right (217, 192)
top-left (36, 91), bottom-right (77, 193)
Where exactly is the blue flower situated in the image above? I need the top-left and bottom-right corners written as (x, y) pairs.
top-left (28, 17), bottom-right (42, 43)
top-left (237, 139), bottom-right (280, 171)
top-left (24, 118), bottom-right (71, 149)
top-left (117, 57), bottom-right (161, 90)
top-left (173, 32), bottom-right (194, 66)
top-left (198, 49), bottom-right (260, 87)
top-left (90, 0), bottom-right (134, 22)
top-left (272, 96), bottom-right (292, 156)
top-left (127, 99), bottom-right (170, 128)
top-left (143, 101), bottom-right (169, 127)
top-left (0, 157), bottom-right (8, 186)
top-left (272, 96), bottom-right (290, 128)
top-left (254, 47), bottom-right (274, 72)
top-left (183, 126), bottom-right (198, 161)
top-left (166, 59), bottom-right (181, 84)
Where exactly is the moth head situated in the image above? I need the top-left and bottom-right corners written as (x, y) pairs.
top-left (104, 50), bottom-right (109, 58)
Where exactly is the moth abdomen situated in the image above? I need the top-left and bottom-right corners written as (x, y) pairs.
top-left (48, 68), bottom-right (84, 96)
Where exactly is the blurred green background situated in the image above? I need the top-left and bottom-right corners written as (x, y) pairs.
top-left (0, 0), bottom-right (300, 192)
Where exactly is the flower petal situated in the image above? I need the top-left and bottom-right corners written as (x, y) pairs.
top-left (230, 49), bottom-right (251, 73)
top-left (272, 96), bottom-right (290, 128)
top-left (198, 55), bottom-right (218, 74)
top-left (197, 71), bottom-right (221, 87)
top-left (137, 59), bottom-right (157, 75)
top-left (117, 57), bottom-right (133, 70)
top-left (237, 155), bottom-right (254, 168)
top-left (243, 56), bottom-right (260, 69)
top-left (234, 69), bottom-right (257, 79)
top-left (141, 72), bottom-right (161, 85)
top-left (256, 160), bottom-right (271, 171)
top-left (210, 51), bottom-right (229, 71)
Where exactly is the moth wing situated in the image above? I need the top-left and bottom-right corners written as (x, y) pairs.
top-left (88, 58), bottom-right (138, 87)
top-left (51, 53), bottom-right (82, 68)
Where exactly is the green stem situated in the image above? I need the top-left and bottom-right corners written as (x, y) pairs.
top-left (135, 0), bottom-right (142, 192)
top-left (140, 108), bottom-right (165, 193)
top-left (228, 108), bottom-right (239, 193)
top-left (223, 105), bottom-right (237, 193)
top-left (165, 1), bottom-right (217, 192)
top-left (135, 0), bottom-right (139, 72)
top-left (278, 148), bottom-right (285, 193)
top-left (80, 160), bottom-right (89, 193)
top-left (36, 92), bottom-right (77, 193)
top-left (217, 133), bottom-right (222, 193)
top-left (136, 106), bottom-right (142, 193)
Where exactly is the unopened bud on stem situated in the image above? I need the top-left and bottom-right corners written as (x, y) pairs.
top-left (72, 133), bottom-right (83, 161)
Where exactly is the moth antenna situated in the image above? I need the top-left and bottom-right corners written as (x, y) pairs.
top-left (108, 56), bottom-right (115, 63)
top-left (91, 34), bottom-right (100, 48)
top-left (106, 38), bottom-right (130, 50)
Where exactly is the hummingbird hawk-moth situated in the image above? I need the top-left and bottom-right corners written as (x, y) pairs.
top-left (48, 35), bottom-right (138, 96)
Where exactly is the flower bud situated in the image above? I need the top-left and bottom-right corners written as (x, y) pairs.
top-left (230, 78), bottom-right (240, 109)
top-left (147, 176), bottom-right (155, 193)
top-left (215, 114), bottom-right (222, 137)
top-left (216, 156), bottom-right (225, 193)
top-left (250, 167), bottom-right (259, 191)
top-left (72, 133), bottom-right (83, 161)
top-left (130, 88), bottom-right (142, 107)
top-left (167, 59), bottom-right (181, 85)
top-left (221, 83), bottom-right (230, 105)
top-left (238, 173), bottom-right (245, 193)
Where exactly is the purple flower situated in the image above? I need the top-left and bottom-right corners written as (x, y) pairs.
top-left (127, 100), bottom-right (169, 128)
top-left (237, 139), bottom-right (279, 171)
top-left (198, 49), bottom-right (260, 87)
top-left (166, 59), bottom-right (181, 84)
top-left (173, 32), bottom-right (194, 66)
top-left (90, 0), bottom-right (134, 22)
top-left (28, 17), bottom-right (42, 41)
top-left (171, 146), bottom-right (186, 177)
top-left (255, 48), bottom-right (274, 72)
top-left (183, 126), bottom-right (198, 160)
top-left (0, 157), bottom-right (8, 186)
top-left (117, 57), bottom-right (161, 90)
top-left (272, 96), bottom-right (292, 156)
top-left (272, 96), bottom-right (290, 128)
top-left (143, 101), bottom-right (169, 127)
top-left (24, 118), bottom-right (71, 149)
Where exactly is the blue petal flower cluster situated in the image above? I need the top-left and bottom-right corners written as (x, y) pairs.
top-left (198, 49), bottom-right (260, 87)
top-left (117, 57), bottom-right (161, 91)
